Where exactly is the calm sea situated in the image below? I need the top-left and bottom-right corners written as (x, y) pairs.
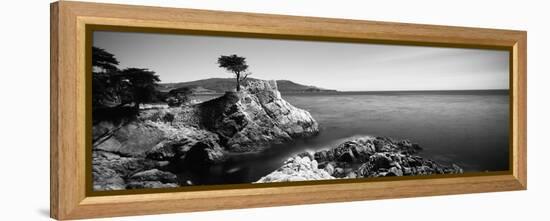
top-left (187, 90), bottom-right (510, 185)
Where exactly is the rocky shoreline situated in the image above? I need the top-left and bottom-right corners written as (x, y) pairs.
top-left (92, 80), bottom-right (463, 191)
top-left (92, 80), bottom-right (319, 190)
top-left (256, 136), bottom-right (463, 183)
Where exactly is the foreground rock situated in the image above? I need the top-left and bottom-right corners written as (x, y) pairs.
top-left (256, 156), bottom-right (333, 183)
top-left (92, 79), bottom-right (319, 190)
top-left (257, 136), bottom-right (463, 183)
top-left (126, 169), bottom-right (179, 189)
top-left (92, 150), bottom-right (178, 191)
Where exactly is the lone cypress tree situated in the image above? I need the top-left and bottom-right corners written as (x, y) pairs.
top-left (217, 54), bottom-right (251, 92)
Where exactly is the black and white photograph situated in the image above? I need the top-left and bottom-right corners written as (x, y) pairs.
top-left (91, 30), bottom-right (509, 191)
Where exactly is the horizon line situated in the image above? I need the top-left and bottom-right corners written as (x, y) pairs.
top-left (334, 88), bottom-right (509, 92)
top-left (157, 77), bottom-right (508, 92)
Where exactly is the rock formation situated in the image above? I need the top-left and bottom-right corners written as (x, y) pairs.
top-left (92, 80), bottom-right (320, 191)
top-left (257, 136), bottom-right (463, 183)
top-left (256, 156), bottom-right (334, 182)
top-left (197, 80), bottom-right (319, 152)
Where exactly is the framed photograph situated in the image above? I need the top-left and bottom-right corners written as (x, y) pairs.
top-left (50, 1), bottom-right (527, 220)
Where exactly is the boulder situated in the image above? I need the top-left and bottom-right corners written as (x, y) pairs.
top-left (146, 138), bottom-right (224, 164)
top-left (92, 150), bottom-right (159, 178)
top-left (357, 163), bottom-right (372, 177)
top-left (336, 149), bottom-right (355, 163)
top-left (93, 121), bottom-right (165, 157)
top-left (128, 169), bottom-right (178, 184)
top-left (370, 153), bottom-right (393, 170)
top-left (346, 172), bottom-right (357, 179)
top-left (324, 163), bottom-right (335, 175)
top-left (398, 139), bottom-right (413, 149)
top-left (126, 181), bottom-right (178, 189)
top-left (256, 156), bottom-right (334, 183)
top-left (314, 150), bottom-right (335, 163)
top-left (373, 139), bottom-right (391, 152)
top-left (92, 150), bottom-right (168, 191)
top-left (273, 136), bottom-right (465, 181)
top-left (388, 167), bottom-right (404, 176)
top-left (92, 166), bottom-right (126, 191)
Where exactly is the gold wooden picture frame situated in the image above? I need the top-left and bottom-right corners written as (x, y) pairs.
top-left (50, 1), bottom-right (527, 220)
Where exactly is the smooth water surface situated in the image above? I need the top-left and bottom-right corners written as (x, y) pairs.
top-left (187, 91), bottom-right (510, 184)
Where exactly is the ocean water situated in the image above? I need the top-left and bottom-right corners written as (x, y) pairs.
top-left (187, 91), bottom-right (510, 185)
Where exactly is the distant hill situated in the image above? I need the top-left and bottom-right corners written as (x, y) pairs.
top-left (157, 78), bottom-right (337, 94)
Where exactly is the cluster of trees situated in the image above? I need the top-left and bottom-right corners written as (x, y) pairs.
top-left (93, 47), bottom-right (253, 113)
top-left (92, 47), bottom-right (162, 110)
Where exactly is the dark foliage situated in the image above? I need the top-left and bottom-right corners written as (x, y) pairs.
top-left (92, 46), bottom-right (119, 72)
top-left (92, 106), bottom-right (138, 125)
top-left (92, 47), bottom-right (121, 108)
top-left (118, 68), bottom-right (161, 109)
top-left (217, 54), bottom-right (251, 91)
top-left (92, 47), bottom-right (162, 122)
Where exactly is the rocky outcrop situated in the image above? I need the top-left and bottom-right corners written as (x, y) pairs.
top-left (92, 79), bottom-right (320, 190)
top-left (196, 80), bottom-right (319, 152)
top-left (92, 150), bottom-right (178, 191)
top-left (257, 136), bottom-right (463, 183)
top-left (256, 156), bottom-right (334, 183)
top-left (126, 169), bottom-right (179, 189)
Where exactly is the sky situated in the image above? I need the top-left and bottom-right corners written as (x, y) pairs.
top-left (93, 31), bottom-right (509, 91)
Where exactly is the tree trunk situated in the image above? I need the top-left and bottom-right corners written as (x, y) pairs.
top-left (236, 72), bottom-right (241, 91)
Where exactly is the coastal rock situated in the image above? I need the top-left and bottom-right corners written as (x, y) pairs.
top-left (314, 150), bottom-right (334, 162)
top-left (92, 79), bottom-right (321, 189)
top-left (93, 80), bottom-right (318, 155)
top-left (259, 136), bottom-right (463, 183)
top-left (92, 165), bottom-right (126, 191)
top-left (125, 169), bottom-right (179, 189)
top-left (197, 80), bottom-right (319, 152)
top-left (334, 139), bottom-right (374, 162)
top-left (94, 109), bottom-right (225, 162)
top-left (126, 181), bottom-right (179, 189)
top-left (93, 121), bottom-right (165, 157)
top-left (145, 129), bottom-right (225, 164)
top-left (92, 150), bottom-right (158, 177)
top-left (324, 163), bottom-right (335, 175)
top-left (249, 80), bottom-right (319, 137)
top-left (370, 153), bottom-right (393, 170)
top-left (387, 167), bottom-right (404, 176)
top-left (92, 150), bottom-right (182, 191)
top-left (128, 169), bottom-right (178, 183)
top-left (256, 156), bottom-right (334, 183)
top-left (92, 150), bottom-right (173, 191)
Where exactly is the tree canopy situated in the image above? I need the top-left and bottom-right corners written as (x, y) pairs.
top-left (119, 68), bottom-right (161, 109)
top-left (217, 54), bottom-right (251, 91)
top-left (92, 46), bottom-right (119, 73)
top-left (92, 47), bottom-right (120, 107)
top-left (92, 47), bottom-right (161, 111)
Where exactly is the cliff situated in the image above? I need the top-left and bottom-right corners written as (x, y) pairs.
top-left (197, 80), bottom-right (319, 152)
top-left (92, 80), bottom-right (319, 190)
